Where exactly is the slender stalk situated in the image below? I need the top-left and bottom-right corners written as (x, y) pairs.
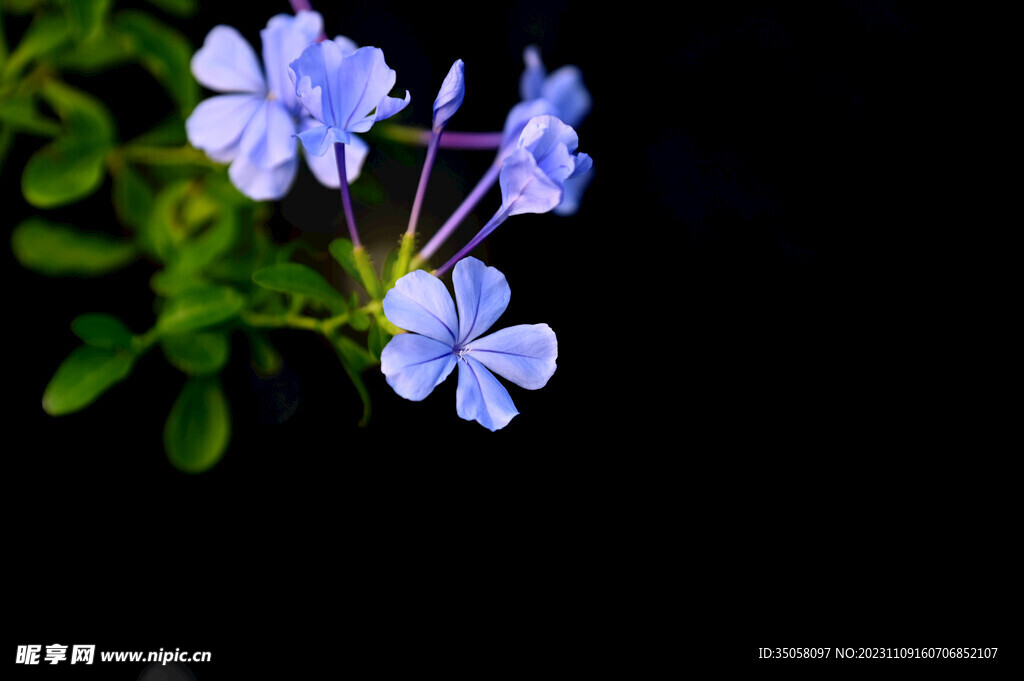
top-left (406, 129), bottom-right (442, 237)
top-left (433, 204), bottom-right (513, 277)
top-left (334, 142), bottom-right (362, 248)
top-left (288, 0), bottom-right (314, 11)
top-left (416, 160), bottom-right (501, 265)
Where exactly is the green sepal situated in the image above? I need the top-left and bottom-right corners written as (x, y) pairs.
top-left (156, 284), bottom-right (245, 335)
top-left (164, 376), bottom-right (230, 473)
top-left (390, 231), bottom-right (418, 286)
top-left (251, 262), bottom-right (347, 315)
top-left (71, 313), bottom-right (133, 350)
top-left (11, 218), bottom-right (137, 276)
top-left (42, 345), bottom-right (136, 416)
top-left (161, 330), bottom-right (230, 375)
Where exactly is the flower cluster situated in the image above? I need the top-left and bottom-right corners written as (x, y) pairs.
top-left (184, 7), bottom-right (591, 430)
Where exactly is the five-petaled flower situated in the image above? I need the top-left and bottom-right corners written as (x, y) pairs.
top-left (289, 40), bottom-right (411, 157)
top-left (380, 257), bottom-right (558, 431)
top-left (186, 11), bottom-right (368, 200)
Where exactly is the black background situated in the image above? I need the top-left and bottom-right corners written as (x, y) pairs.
top-left (3, 0), bottom-right (1011, 676)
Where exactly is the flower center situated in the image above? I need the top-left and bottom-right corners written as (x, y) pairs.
top-left (455, 345), bottom-right (471, 358)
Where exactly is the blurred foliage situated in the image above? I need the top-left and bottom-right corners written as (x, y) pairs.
top-left (2, 0), bottom-right (406, 473)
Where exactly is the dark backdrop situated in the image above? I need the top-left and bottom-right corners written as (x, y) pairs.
top-left (4, 0), bottom-right (1009, 675)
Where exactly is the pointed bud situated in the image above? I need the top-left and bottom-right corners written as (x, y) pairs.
top-left (432, 59), bottom-right (465, 132)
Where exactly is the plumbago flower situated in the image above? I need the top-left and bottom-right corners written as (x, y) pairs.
top-left (288, 40), bottom-right (411, 157)
top-left (519, 45), bottom-right (591, 129)
top-left (512, 46), bottom-right (593, 215)
top-left (433, 115), bottom-right (591, 276)
top-left (380, 258), bottom-right (557, 431)
top-left (500, 114), bottom-right (592, 217)
top-left (186, 11), bottom-right (368, 200)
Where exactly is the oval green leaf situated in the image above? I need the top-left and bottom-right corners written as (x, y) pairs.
top-left (156, 285), bottom-right (245, 335)
top-left (161, 330), bottom-right (229, 375)
top-left (12, 218), bottom-right (137, 276)
top-left (252, 262), bottom-right (347, 314)
top-left (42, 345), bottom-right (135, 416)
top-left (22, 137), bottom-right (109, 208)
top-left (71, 313), bottom-right (133, 350)
top-left (164, 377), bottom-right (230, 473)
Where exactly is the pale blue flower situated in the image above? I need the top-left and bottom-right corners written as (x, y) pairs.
top-left (433, 59), bottom-right (465, 132)
top-left (186, 12), bottom-right (367, 200)
top-left (289, 41), bottom-right (410, 157)
top-left (500, 115), bottom-right (592, 216)
top-left (432, 114), bottom-right (591, 277)
top-left (504, 47), bottom-right (592, 214)
top-left (380, 257), bottom-right (557, 431)
top-left (519, 45), bottom-right (591, 129)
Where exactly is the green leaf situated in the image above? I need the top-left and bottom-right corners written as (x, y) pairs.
top-left (328, 237), bottom-right (360, 286)
top-left (172, 205), bottom-right (239, 275)
top-left (164, 377), bottom-right (230, 473)
top-left (328, 238), bottom-right (380, 298)
top-left (2, 13), bottom-right (71, 80)
top-left (245, 329), bottom-right (282, 377)
top-left (251, 263), bottom-right (347, 314)
top-left (331, 337), bottom-right (372, 427)
top-left (51, 24), bottom-right (134, 74)
top-left (111, 163), bottom-right (155, 231)
top-left (60, 0), bottom-right (112, 42)
top-left (22, 137), bottom-right (109, 207)
top-left (71, 313), bottom-right (133, 350)
top-left (333, 334), bottom-right (377, 374)
top-left (111, 10), bottom-right (197, 115)
top-left (125, 113), bottom-right (187, 147)
top-left (144, 0), bottom-right (198, 17)
top-left (141, 180), bottom-right (194, 260)
top-left (381, 246), bottom-right (400, 286)
top-left (368, 317), bottom-right (392, 361)
top-left (0, 98), bottom-right (62, 137)
top-left (21, 80), bottom-right (114, 208)
top-left (12, 218), bottom-right (137, 276)
top-left (161, 330), bottom-right (229, 375)
top-left (42, 346), bottom-right (135, 416)
top-left (156, 285), bottom-right (245, 335)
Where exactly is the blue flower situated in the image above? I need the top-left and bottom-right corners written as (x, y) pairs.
top-left (433, 59), bottom-right (465, 132)
top-left (519, 45), bottom-right (591, 129)
top-left (186, 11), bottom-right (368, 200)
top-left (500, 115), bottom-right (592, 216)
top-left (380, 257), bottom-right (557, 431)
top-left (502, 47), bottom-right (592, 214)
top-left (289, 41), bottom-right (411, 157)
